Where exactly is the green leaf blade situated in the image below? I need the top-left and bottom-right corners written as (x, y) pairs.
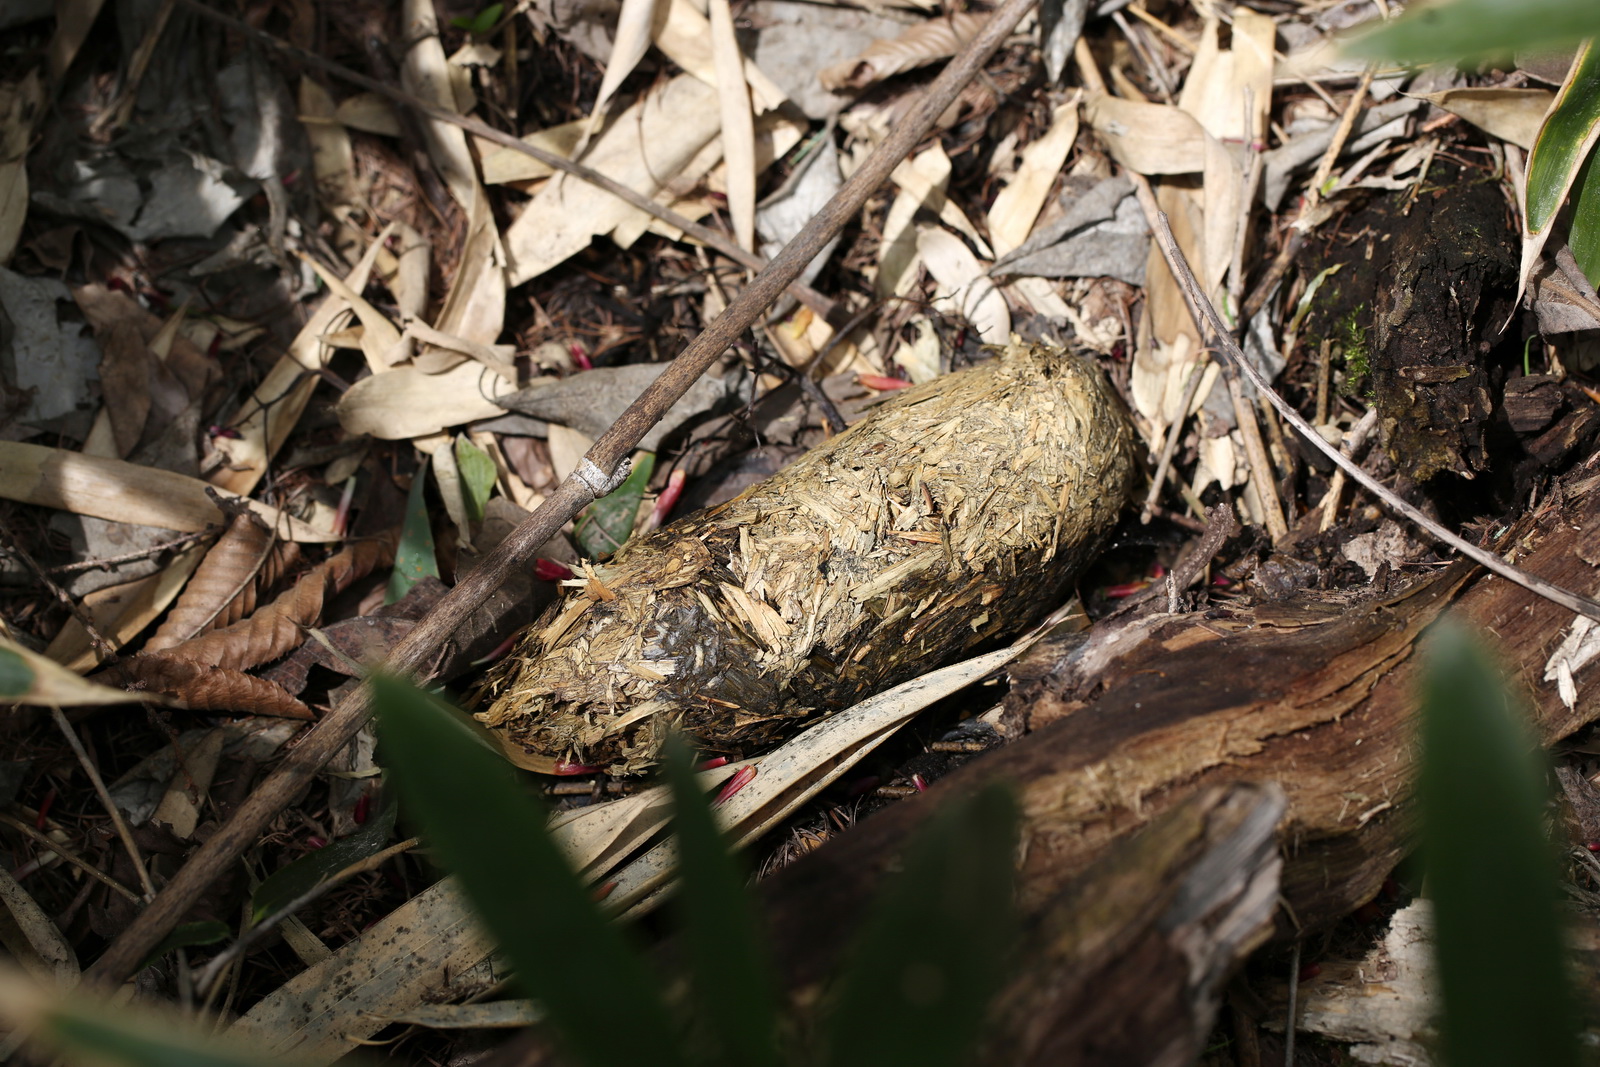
top-left (385, 460), bottom-right (440, 605)
top-left (1526, 43), bottom-right (1600, 236)
top-left (820, 784), bottom-right (1019, 1067)
top-left (1344, 0), bottom-right (1600, 66)
top-left (1419, 621), bottom-right (1581, 1067)
top-left (455, 436), bottom-right (498, 525)
top-left (369, 674), bottom-right (684, 1067)
top-left (662, 738), bottom-right (780, 1067)
top-left (251, 797), bottom-right (397, 923)
top-left (574, 452), bottom-right (654, 560)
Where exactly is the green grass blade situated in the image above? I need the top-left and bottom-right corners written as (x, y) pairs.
top-left (252, 796), bottom-right (397, 923)
top-left (574, 452), bottom-right (654, 560)
top-left (138, 920), bottom-right (232, 973)
top-left (1569, 144), bottom-right (1600, 286)
top-left (1526, 43), bottom-right (1600, 237)
top-left (370, 674), bottom-right (685, 1067)
top-left (455, 436), bottom-right (498, 524)
top-left (820, 784), bottom-right (1018, 1067)
top-left (661, 738), bottom-right (780, 1067)
top-left (1344, 0), bottom-right (1600, 66)
top-left (385, 461), bottom-right (440, 604)
top-left (1419, 621), bottom-right (1581, 1067)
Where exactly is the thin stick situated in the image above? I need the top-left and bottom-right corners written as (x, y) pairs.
top-left (85, 0), bottom-right (1043, 986)
top-left (1224, 368), bottom-right (1288, 540)
top-left (0, 516), bottom-right (115, 663)
top-left (0, 810), bottom-right (143, 904)
top-left (167, 0), bottom-right (840, 325)
top-left (1318, 407), bottom-right (1378, 534)
top-left (51, 707), bottom-right (156, 900)
top-left (1307, 68), bottom-right (1373, 204)
top-left (1140, 356), bottom-right (1209, 525)
top-left (1142, 195), bottom-right (1600, 622)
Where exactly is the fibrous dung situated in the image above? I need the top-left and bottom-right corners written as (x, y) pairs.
top-left (476, 343), bottom-right (1139, 775)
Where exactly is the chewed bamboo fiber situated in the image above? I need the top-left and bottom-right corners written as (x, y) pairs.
top-left (477, 343), bottom-right (1139, 775)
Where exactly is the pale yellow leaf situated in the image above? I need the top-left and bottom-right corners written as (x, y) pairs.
top-left (335, 361), bottom-right (508, 440)
top-left (298, 76), bottom-right (358, 208)
top-left (583, 0), bottom-right (664, 148)
top-left (708, 0), bottom-right (756, 252)
top-left (479, 120), bottom-right (586, 184)
top-left (0, 443), bottom-right (337, 542)
top-left (0, 72), bottom-right (42, 265)
top-left (334, 92), bottom-right (403, 136)
top-left (987, 101), bottom-right (1079, 257)
top-left (298, 252), bottom-right (402, 373)
top-left (45, 543), bottom-right (206, 671)
top-left (917, 225), bottom-right (1010, 344)
top-left (818, 12), bottom-right (984, 91)
top-left (654, 0), bottom-right (789, 113)
top-left (400, 0), bottom-right (478, 209)
top-left (1083, 91), bottom-right (1207, 175)
top-left (1415, 87), bottom-right (1555, 151)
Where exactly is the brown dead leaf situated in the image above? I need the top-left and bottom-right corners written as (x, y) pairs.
top-left (0, 72), bottom-right (42, 265)
top-left (152, 532), bottom-right (397, 673)
top-left (145, 511), bottom-right (299, 653)
top-left (106, 656), bottom-right (314, 719)
top-left (71, 284), bottom-right (220, 404)
top-left (96, 321), bottom-right (154, 458)
top-left (818, 12), bottom-right (983, 92)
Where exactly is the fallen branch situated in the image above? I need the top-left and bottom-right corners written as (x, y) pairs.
top-left (85, 0), bottom-right (1045, 985)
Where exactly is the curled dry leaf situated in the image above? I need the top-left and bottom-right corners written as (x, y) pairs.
top-left (107, 656), bottom-right (314, 719)
top-left (818, 12), bottom-right (984, 92)
top-left (145, 511), bottom-right (300, 653)
top-left (151, 532), bottom-right (397, 673)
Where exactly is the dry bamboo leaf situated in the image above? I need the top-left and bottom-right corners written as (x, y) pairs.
top-left (654, 0), bottom-right (789, 113)
top-left (583, 0), bottom-right (663, 148)
top-left (47, 0), bottom-right (107, 80)
top-left (421, 185), bottom-right (506, 371)
top-left (1, 634), bottom-right (156, 707)
top-left (153, 533), bottom-right (396, 673)
top-left (0, 863), bottom-right (77, 987)
top-left (879, 144), bottom-right (952, 297)
top-left (107, 656), bottom-right (314, 719)
top-left (479, 344), bottom-right (1137, 775)
top-left (299, 76), bottom-right (358, 209)
top-left (334, 92), bottom-right (402, 136)
top-left (379, 221), bottom-right (430, 319)
top-left (479, 120), bottom-right (586, 185)
top-left (503, 74), bottom-right (723, 286)
top-left (818, 12), bottom-right (984, 91)
top-left (399, 0), bottom-right (477, 209)
top-left (708, 0), bottom-right (756, 252)
top-left (987, 101), bottom-right (1079, 257)
top-left (145, 512), bottom-right (295, 652)
top-left (298, 252), bottom-right (402, 374)
top-left (95, 320), bottom-right (154, 458)
top-left (149, 728), bottom-right (226, 840)
top-left (44, 543), bottom-right (208, 671)
top-left (230, 873), bottom-right (495, 1063)
top-left (406, 320), bottom-right (516, 382)
top-left (917, 225), bottom-right (1010, 343)
top-left (0, 442), bottom-right (337, 542)
top-left (1083, 92), bottom-right (1207, 176)
top-left (1415, 87), bottom-right (1554, 151)
top-left (0, 72), bottom-right (42, 265)
top-left (209, 234), bottom-right (386, 496)
top-left (336, 361), bottom-right (509, 440)
top-left (606, 642), bottom-right (1031, 913)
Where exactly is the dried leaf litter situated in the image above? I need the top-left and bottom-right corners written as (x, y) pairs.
top-left (477, 343), bottom-right (1138, 775)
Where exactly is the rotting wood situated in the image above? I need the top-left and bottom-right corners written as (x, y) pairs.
top-left (83, 0), bottom-right (1047, 986)
top-left (481, 782), bottom-right (1288, 1067)
top-left (747, 475), bottom-right (1600, 997)
top-left (477, 345), bottom-right (1136, 775)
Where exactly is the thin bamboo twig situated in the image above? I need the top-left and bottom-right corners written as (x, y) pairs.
top-left (1140, 188), bottom-right (1600, 623)
top-left (50, 707), bottom-right (156, 900)
top-left (167, 0), bottom-right (840, 325)
top-left (0, 810), bottom-right (143, 904)
top-left (84, 0), bottom-right (1045, 985)
top-left (1307, 68), bottom-right (1374, 204)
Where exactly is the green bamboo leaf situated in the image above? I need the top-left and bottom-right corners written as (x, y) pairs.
top-left (251, 797), bottom-right (397, 923)
top-left (370, 674), bottom-right (685, 1067)
top-left (1526, 44), bottom-right (1600, 236)
top-left (1419, 621), bottom-right (1581, 1067)
top-left (1570, 144), bottom-right (1600, 285)
top-left (385, 460), bottom-right (440, 605)
top-left (661, 737), bottom-right (780, 1067)
top-left (820, 784), bottom-right (1018, 1067)
top-left (1517, 43), bottom-right (1600, 307)
top-left (1343, 0), bottom-right (1600, 66)
top-left (573, 452), bottom-right (654, 560)
top-left (139, 920), bottom-right (232, 972)
top-left (455, 436), bottom-right (498, 525)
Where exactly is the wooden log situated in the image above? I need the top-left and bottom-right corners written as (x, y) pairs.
top-left (754, 477), bottom-right (1600, 994)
